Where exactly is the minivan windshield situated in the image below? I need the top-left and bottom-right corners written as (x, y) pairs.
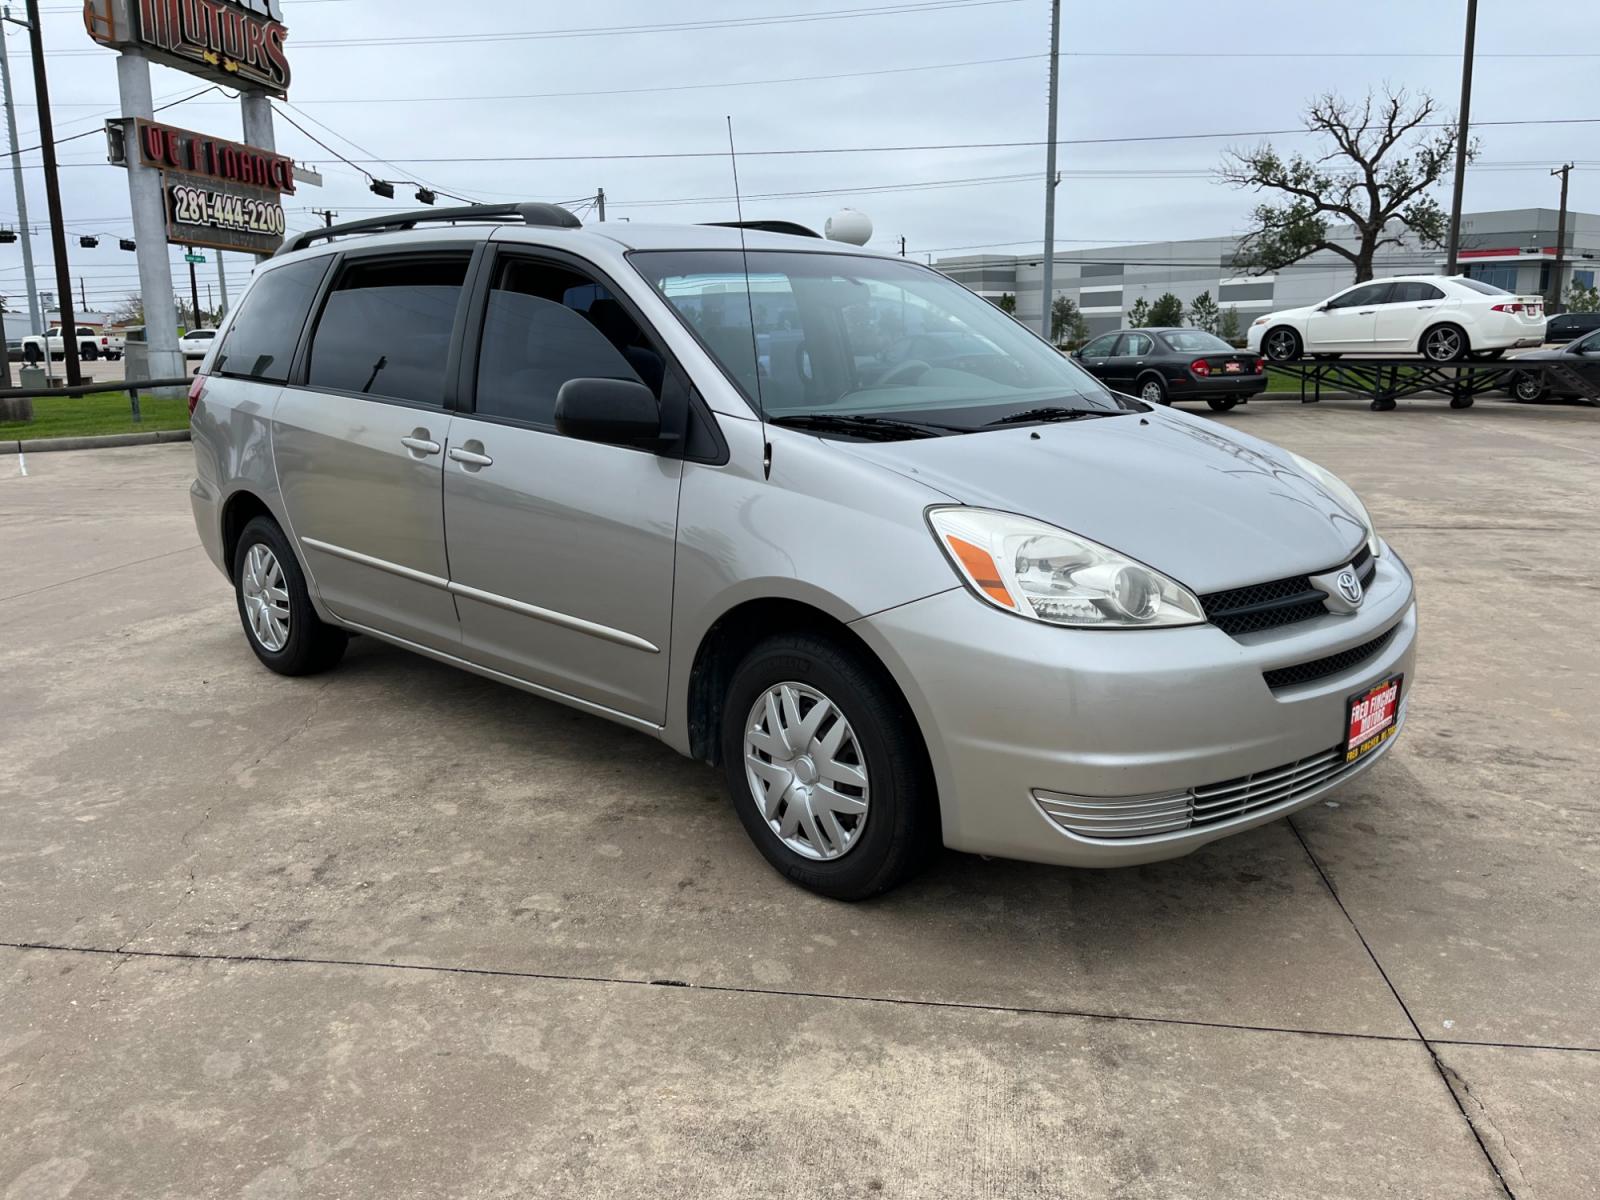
top-left (631, 249), bottom-right (1133, 434)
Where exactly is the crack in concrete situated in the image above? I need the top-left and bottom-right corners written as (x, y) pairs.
top-left (1441, 1060), bottom-right (1529, 1195)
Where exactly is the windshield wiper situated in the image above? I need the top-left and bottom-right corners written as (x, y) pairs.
top-left (769, 413), bottom-right (962, 440)
top-left (985, 406), bottom-right (1115, 428)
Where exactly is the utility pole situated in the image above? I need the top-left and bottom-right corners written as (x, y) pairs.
top-left (1444, 0), bottom-right (1478, 275)
top-left (595, 188), bottom-right (605, 221)
top-left (0, 22), bottom-right (41, 335)
top-left (207, 281), bottom-right (214, 315)
top-left (313, 208), bottom-right (337, 227)
top-left (215, 250), bottom-right (228, 318)
top-left (187, 257), bottom-right (201, 330)
top-left (899, 236), bottom-right (906, 257)
top-left (1548, 163), bottom-right (1573, 311)
top-left (1039, 0), bottom-right (1061, 339)
top-left (78, 275), bottom-right (87, 311)
top-left (21, 0), bottom-right (81, 384)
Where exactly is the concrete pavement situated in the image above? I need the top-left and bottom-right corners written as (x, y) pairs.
top-left (2, 396), bottom-right (1597, 1197)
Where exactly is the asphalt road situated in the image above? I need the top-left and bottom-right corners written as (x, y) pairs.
top-left (2, 396), bottom-right (1597, 1198)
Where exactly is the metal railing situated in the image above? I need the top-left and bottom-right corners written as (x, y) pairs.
top-left (0, 376), bottom-right (193, 423)
top-left (1265, 358), bottom-right (1600, 411)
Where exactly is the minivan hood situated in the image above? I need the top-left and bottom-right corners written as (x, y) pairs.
top-left (840, 407), bottom-right (1369, 594)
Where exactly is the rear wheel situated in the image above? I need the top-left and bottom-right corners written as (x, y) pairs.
top-left (1421, 324), bottom-right (1469, 362)
top-left (80, 343), bottom-right (98, 361)
top-left (1206, 396), bottom-right (1240, 412)
top-left (22, 345), bottom-right (40, 365)
top-left (233, 516), bottom-right (348, 676)
top-left (721, 632), bottom-right (935, 900)
top-left (1137, 375), bottom-right (1168, 405)
top-left (1263, 327), bottom-right (1302, 362)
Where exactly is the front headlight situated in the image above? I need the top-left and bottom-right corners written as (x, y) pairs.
top-left (1288, 453), bottom-right (1381, 558)
top-left (929, 507), bottom-right (1205, 628)
top-left (1252, 316), bottom-right (1271, 326)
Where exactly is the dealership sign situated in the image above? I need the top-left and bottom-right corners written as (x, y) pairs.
top-left (166, 173), bottom-right (286, 254)
top-left (135, 119), bottom-right (296, 194)
top-left (85, 0), bottom-right (291, 96)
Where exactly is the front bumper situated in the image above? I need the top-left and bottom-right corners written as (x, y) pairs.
top-left (852, 549), bottom-right (1417, 868)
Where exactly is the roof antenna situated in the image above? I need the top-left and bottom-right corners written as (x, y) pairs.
top-left (726, 116), bottom-right (771, 479)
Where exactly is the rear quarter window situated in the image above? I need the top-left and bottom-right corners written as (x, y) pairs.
top-left (213, 255), bottom-right (333, 383)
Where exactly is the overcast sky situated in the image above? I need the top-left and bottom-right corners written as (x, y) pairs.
top-left (2, 0), bottom-right (1596, 317)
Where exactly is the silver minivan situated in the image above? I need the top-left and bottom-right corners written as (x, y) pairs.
top-left (189, 204), bottom-right (1416, 899)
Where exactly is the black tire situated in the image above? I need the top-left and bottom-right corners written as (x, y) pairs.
top-left (1136, 374), bottom-right (1168, 406)
top-left (720, 631), bottom-right (936, 901)
top-left (1262, 326), bottom-right (1302, 362)
top-left (1510, 372), bottom-right (1547, 403)
top-left (1370, 397), bottom-right (1397, 412)
top-left (1421, 323), bottom-right (1469, 362)
top-left (232, 515), bottom-right (348, 676)
top-left (1449, 395), bottom-right (1475, 409)
top-left (22, 345), bottom-right (40, 365)
top-left (80, 343), bottom-right (98, 361)
top-left (1206, 396), bottom-right (1241, 412)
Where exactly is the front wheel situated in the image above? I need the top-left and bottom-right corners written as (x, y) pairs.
top-left (1510, 372), bottom-right (1547, 402)
top-left (1137, 375), bottom-right (1168, 406)
top-left (721, 632), bottom-right (935, 900)
top-left (1206, 396), bottom-right (1240, 412)
top-left (233, 516), bottom-right (348, 676)
top-left (1422, 324), bottom-right (1469, 362)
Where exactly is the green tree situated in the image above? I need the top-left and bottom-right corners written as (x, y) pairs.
top-left (1148, 292), bottom-right (1184, 327)
top-left (1564, 278), bottom-right (1600, 314)
top-left (1051, 294), bottom-right (1087, 346)
top-left (1188, 291), bottom-right (1220, 334)
top-left (1219, 306), bottom-right (1242, 343)
top-left (994, 292), bottom-right (1017, 314)
top-left (1221, 87), bottom-right (1467, 282)
top-left (1127, 297), bottom-right (1151, 327)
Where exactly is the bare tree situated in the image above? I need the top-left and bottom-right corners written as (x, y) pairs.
top-left (1220, 88), bottom-right (1470, 282)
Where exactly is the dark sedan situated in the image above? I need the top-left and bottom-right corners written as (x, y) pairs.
top-left (1502, 328), bottom-right (1600, 404)
top-left (1073, 328), bottom-right (1267, 410)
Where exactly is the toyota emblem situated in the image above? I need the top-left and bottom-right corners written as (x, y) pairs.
top-left (1336, 570), bottom-right (1363, 606)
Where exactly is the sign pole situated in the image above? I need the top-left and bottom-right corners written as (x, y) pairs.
top-left (115, 52), bottom-right (184, 384)
top-left (187, 257), bottom-right (201, 328)
top-left (0, 25), bottom-right (42, 336)
top-left (23, 0), bottom-right (82, 386)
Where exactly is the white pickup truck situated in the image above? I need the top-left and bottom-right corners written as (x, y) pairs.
top-left (20, 325), bottom-right (123, 363)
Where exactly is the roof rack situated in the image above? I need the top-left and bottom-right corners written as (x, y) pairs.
top-left (278, 202), bottom-right (581, 256)
top-left (704, 219), bottom-right (821, 239)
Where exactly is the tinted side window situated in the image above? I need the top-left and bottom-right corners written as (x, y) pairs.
top-left (1117, 333), bottom-right (1154, 355)
top-left (1329, 283), bottom-right (1392, 308)
top-left (306, 256), bottom-right (468, 406)
top-left (1082, 334), bottom-right (1118, 356)
top-left (214, 255), bottom-right (330, 382)
top-left (1391, 282), bottom-right (1444, 303)
top-left (474, 258), bottom-right (659, 428)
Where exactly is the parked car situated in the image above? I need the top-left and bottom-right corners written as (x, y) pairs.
top-left (1502, 327), bottom-right (1600, 403)
top-left (179, 328), bottom-right (220, 358)
top-left (189, 205), bottom-right (1416, 899)
top-left (1074, 327), bottom-right (1266, 410)
top-left (21, 325), bottom-right (118, 363)
top-left (1248, 275), bottom-right (1547, 363)
top-left (1543, 311), bottom-right (1600, 345)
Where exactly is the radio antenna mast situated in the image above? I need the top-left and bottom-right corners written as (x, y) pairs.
top-left (726, 116), bottom-right (770, 479)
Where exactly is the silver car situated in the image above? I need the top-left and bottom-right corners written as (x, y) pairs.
top-left (189, 204), bottom-right (1416, 899)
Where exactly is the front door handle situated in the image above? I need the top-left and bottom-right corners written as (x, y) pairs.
top-left (400, 434), bottom-right (440, 456)
top-left (1358, 309), bottom-right (1377, 314)
top-left (448, 445), bottom-right (494, 468)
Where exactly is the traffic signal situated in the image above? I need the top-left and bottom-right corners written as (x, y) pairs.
top-left (369, 179), bottom-right (395, 199)
top-left (415, 188), bottom-right (437, 205)
top-left (79, 235), bottom-right (99, 248)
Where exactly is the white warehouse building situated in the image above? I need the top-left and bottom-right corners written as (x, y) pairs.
top-left (936, 207), bottom-right (1600, 337)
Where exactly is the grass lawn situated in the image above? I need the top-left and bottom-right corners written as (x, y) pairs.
top-left (0, 391), bottom-right (189, 441)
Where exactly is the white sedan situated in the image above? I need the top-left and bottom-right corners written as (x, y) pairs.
top-left (179, 329), bottom-right (220, 359)
top-left (1248, 275), bottom-right (1547, 363)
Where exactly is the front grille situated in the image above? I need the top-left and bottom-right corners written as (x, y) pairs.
top-left (1034, 701), bottom-right (1405, 841)
top-left (1199, 542), bottom-right (1376, 637)
top-left (1263, 624), bottom-right (1399, 690)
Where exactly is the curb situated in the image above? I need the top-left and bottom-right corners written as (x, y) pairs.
top-left (0, 429), bottom-right (191, 455)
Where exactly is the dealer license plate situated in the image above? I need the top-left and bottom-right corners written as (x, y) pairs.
top-left (1346, 674), bottom-right (1402, 763)
top-left (1224, 361), bottom-right (1242, 373)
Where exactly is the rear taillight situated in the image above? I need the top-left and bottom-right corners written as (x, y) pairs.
top-left (187, 374), bottom-right (206, 416)
top-left (1255, 358), bottom-right (1266, 373)
top-left (1492, 302), bottom-right (1534, 314)
top-left (100, 336), bottom-right (108, 345)
top-left (1190, 359), bottom-right (1211, 377)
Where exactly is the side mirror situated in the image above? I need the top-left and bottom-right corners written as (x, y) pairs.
top-left (554, 378), bottom-right (662, 447)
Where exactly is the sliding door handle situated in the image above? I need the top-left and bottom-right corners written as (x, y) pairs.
top-left (448, 446), bottom-right (494, 468)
